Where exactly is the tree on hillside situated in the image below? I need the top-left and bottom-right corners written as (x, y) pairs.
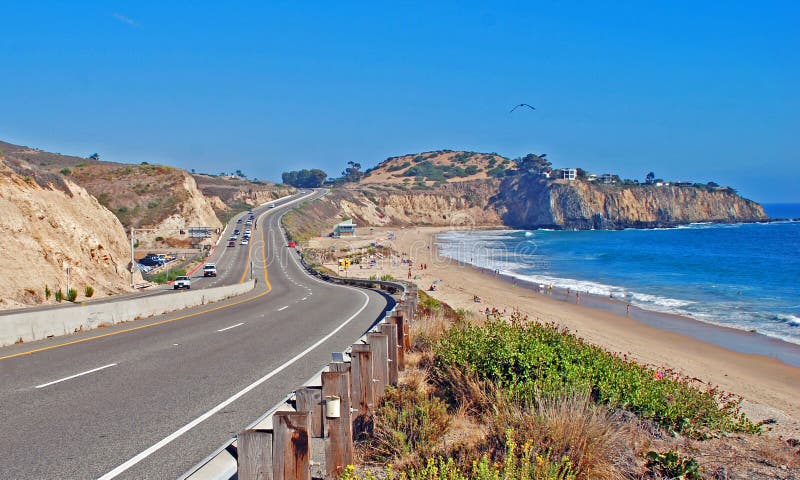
top-left (515, 153), bottom-right (552, 176)
top-left (341, 161), bottom-right (364, 183)
top-left (282, 169), bottom-right (327, 188)
top-left (645, 171), bottom-right (655, 184)
top-left (235, 169), bottom-right (246, 178)
top-left (88, 153), bottom-right (100, 161)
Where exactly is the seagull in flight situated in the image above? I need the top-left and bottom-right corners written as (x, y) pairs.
top-left (509, 103), bottom-right (536, 113)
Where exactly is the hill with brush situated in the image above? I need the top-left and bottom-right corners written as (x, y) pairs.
top-left (288, 150), bottom-right (766, 236)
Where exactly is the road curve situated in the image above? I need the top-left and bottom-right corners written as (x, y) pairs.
top-left (0, 190), bottom-right (393, 479)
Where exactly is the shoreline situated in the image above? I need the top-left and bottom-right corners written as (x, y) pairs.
top-left (463, 259), bottom-right (800, 368)
top-left (309, 225), bottom-right (800, 438)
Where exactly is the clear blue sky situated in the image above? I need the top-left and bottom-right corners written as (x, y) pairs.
top-left (1, 1), bottom-right (797, 202)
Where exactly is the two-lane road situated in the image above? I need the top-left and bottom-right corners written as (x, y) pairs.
top-left (0, 190), bottom-right (393, 479)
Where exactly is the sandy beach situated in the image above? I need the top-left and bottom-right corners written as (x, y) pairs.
top-left (309, 226), bottom-right (800, 438)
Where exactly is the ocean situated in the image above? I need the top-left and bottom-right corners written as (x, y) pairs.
top-left (436, 203), bottom-right (800, 346)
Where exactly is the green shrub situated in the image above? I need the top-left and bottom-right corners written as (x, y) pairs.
top-left (646, 450), bottom-right (701, 479)
top-left (60, 168), bottom-right (71, 175)
top-left (380, 274), bottom-right (395, 281)
top-left (54, 289), bottom-right (63, 302)
top-left (84, 285), bottom-right (94, 298)
top-left (435, 317), bottom-right (757, 438)
top-left (67, 288), bottom-right (78, 302)
top-left (44, 285), bottom-right (51, 300)
top-left (148, 268), bottom-right (187, 284)
top-left (363, 385), bottom-right (450, 462)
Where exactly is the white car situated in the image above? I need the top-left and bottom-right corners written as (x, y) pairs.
top-left (203, 264), bottom-right (217, 277)
top-left (240, 238), bottom-right (249, 245)
top-left (173, 276), bottom-right (191, 290)
top-left (245, 229), bottom-right (252, 235)
top-left (268, 204), bottom-right (276, 208)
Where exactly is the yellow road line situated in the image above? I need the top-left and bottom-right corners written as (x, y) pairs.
top-left (0, 225), bottom-right (274, 362)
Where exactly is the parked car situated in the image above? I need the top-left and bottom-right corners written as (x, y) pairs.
top-left (288, 241), bottom-right (296, 248)
top-left (203, 264), bottom-right (217, 277)
top-left (173, 276), bottom-right (191, 290)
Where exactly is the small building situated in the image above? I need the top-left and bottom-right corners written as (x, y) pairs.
top-left (601, 174), bottom-right (617, 184)
top-left (333, 219), bottom-right (357, 237)
top-left (586, 173), bottom-right (598, 182)
top-left (560, 168), bottom-right (577, 180)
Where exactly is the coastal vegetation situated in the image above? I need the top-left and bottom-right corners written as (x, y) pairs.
top-left (338, 297), bottom-right (796, 479)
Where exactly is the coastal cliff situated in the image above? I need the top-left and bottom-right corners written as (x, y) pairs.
top-left (495, 175), bottom-right (767, 230)
top-left (288, 149), bottom-right (767, 235)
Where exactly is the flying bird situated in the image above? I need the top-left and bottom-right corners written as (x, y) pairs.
top-left (509, 103), bottom-right (536, 113)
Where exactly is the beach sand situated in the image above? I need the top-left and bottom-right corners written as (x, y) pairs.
top-left (309, 226), bottom-right (800, 438)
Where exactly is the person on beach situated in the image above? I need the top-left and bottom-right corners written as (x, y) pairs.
top-left (626, 303), bottom-right (631, 316)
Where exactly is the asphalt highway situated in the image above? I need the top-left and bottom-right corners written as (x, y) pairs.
top-left (0, 190), bottom-right (393, 479)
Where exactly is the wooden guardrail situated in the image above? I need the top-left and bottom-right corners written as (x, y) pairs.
top-left (231, 292), bottom-right (417, 479)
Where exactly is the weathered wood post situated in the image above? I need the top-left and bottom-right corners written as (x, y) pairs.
top-left (295, 387), bottom-right (324, 438)
top-left (237, 429), bottom-right (273, 480)
top-left (329, 361), bottom-right (350, 373)
top-left (272, 411), bottom-right (311, 480)
top-left (322, 370), bottom-right (353, 478)
top-left (349, 344), bottom-right (374, 415)
top-left (367, 332), bottom-right (389, 398)
top-left (390, 315), bottom-right (405, 371)
top-left (378, 323), bottom-right (399, 386)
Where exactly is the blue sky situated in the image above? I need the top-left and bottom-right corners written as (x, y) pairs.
top-left (1, 1), bottom-right (797, 202)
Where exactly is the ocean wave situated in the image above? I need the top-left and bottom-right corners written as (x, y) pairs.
top-left (776, 314), bottom-right (800, 327)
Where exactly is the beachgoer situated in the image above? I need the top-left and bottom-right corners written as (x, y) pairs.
top-left (626, 304), bottom-right (631, 316)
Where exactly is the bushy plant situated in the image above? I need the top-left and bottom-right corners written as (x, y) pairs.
top-left (435, 316), bottom-right (757, 438)
top-left (380, 274), bottom-right (395, 281)
top-left (84, 285), bottom-right (94, 298)
top-left (67, 288), bottom-right (78, 302)
top-left (54, 289), bottom-right (63, 302)
top-left (646, 450), bottom-right (701, 479)
top-left (363, 385), bottom-right (450, 463)
top-left (44, 285), bottom-right (51, 300)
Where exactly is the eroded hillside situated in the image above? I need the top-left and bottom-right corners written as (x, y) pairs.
top-left (0, 154), bottom-right (136, 310)
top-left (193, 173), bottom-right (295, 222)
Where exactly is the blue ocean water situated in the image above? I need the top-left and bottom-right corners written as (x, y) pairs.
top-left (436, 208), bottom-right (800, 345)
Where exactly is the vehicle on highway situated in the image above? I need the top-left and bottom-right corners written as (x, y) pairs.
top-left (227, 240), bottom-right (236, 247)
top-left (245, 229), bottom-right (252, 235)
top-left (173, 276), bottom-right (191, 290)
top-left (138, 254), bottom-right (164, 267)
top-left (234, 229), bottom-right (240, 235)
top-left (240, 238), bottom-right (249, 245)
top-left (237, 218), bottom-right (242, 224)
top-left (268, 204), bottom-right (275, 208)
top-left (203, 264), bottom-right (217, 277)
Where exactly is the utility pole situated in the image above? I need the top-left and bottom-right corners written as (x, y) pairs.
top-left (130, 228), bottom-right (135, 287)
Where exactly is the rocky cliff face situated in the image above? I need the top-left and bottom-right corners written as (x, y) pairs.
top-left (289, 177), bottom-right (766, 238)
top-left (495, 176), bottom-right (767, 229)
top-left (0, 158), bottom-right (136, 310)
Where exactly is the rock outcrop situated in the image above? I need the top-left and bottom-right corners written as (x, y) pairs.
top-left (494, 176), bottom-right (767, 229)
top-left (0, 158), bottom-right (136, 310)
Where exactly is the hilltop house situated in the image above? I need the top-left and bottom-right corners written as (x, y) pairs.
top-left (560, 168), bottom-right (577, 180)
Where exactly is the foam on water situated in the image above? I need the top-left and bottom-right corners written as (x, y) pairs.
top-left (436, 221), bottom-right (800, 346)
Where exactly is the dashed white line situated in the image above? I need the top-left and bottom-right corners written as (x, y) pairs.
top-left (277, 306), bottom-right (288, 311)
top-left (301, 297), bottom-right (307, 301)
top-left (217, 323), bottom-right (245, 332)
top-left (98, 290), bottom-right (371, 480)
top-left (35, 363), bottom-right (118, 389)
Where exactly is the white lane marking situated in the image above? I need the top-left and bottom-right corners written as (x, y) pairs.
top-left (216, 322), bottom-right (245, 333)
top-left (98, 290), bottom-right (371, 480)
top-left (35, 363), bottom-right (117, 389)
top-left (301, 297), bottom-right (307, 301)
top-left (277, 306), bottom-right (288, 311)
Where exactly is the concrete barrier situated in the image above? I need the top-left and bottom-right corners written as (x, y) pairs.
top-left (0, 280), bottom-right (256, 347)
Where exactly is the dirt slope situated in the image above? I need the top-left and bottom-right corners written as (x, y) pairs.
top-left (0, 155), bottom-right (136, 310)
